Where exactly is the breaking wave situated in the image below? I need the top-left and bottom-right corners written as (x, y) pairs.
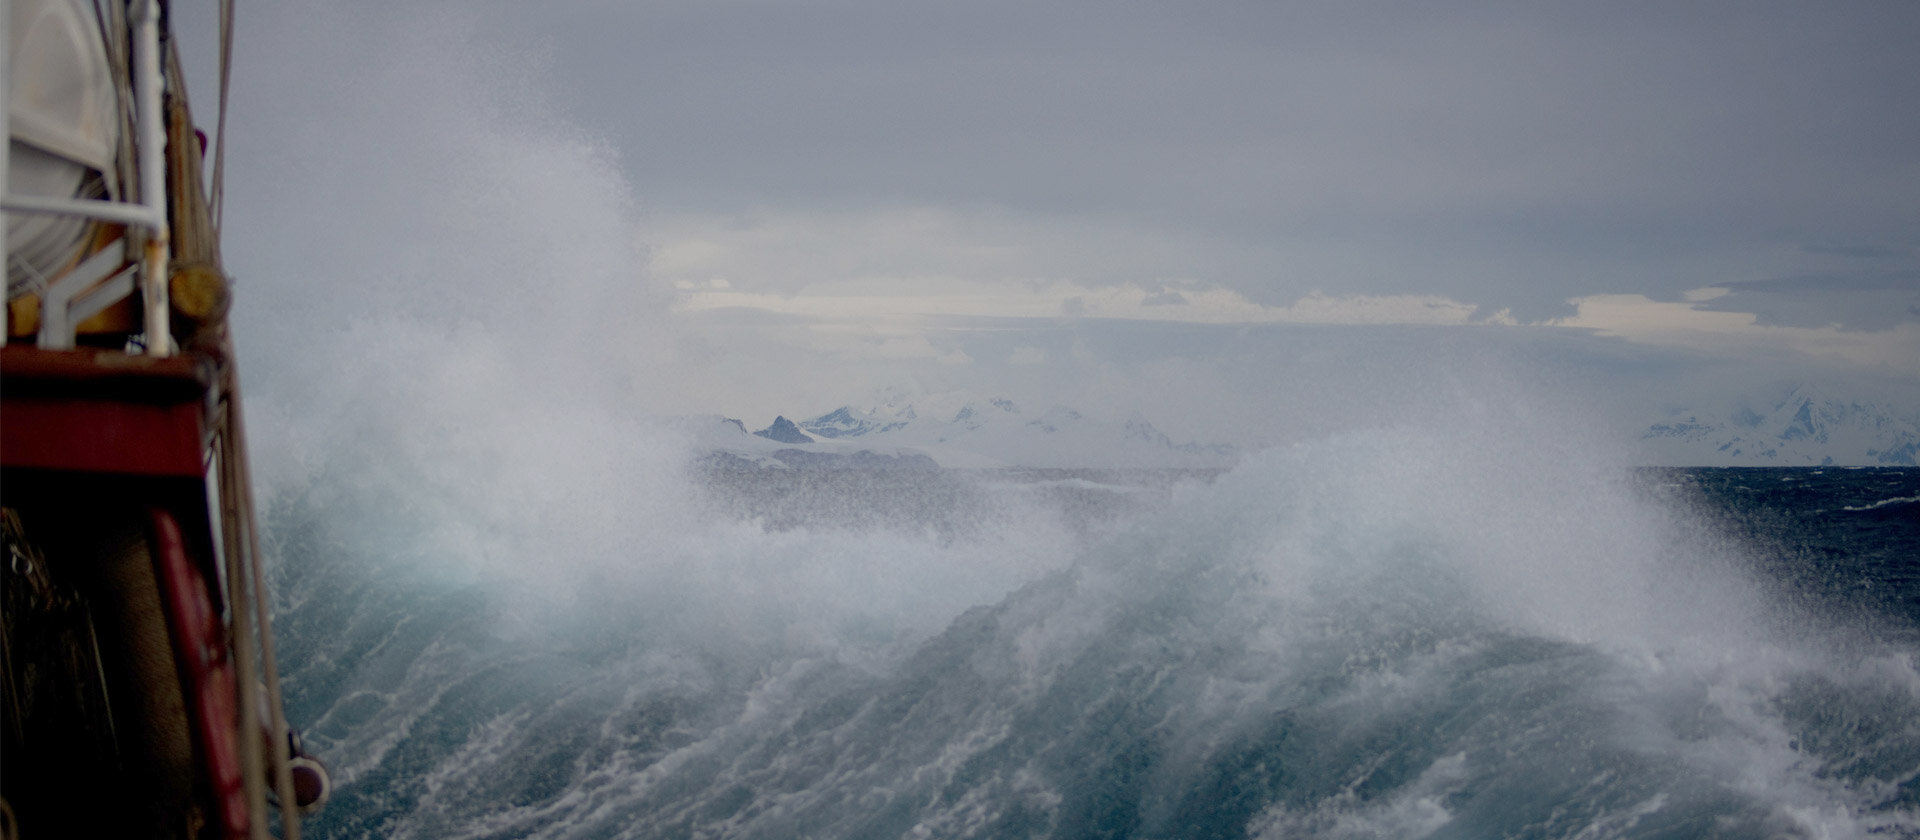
top-left (262, 427), bottom-right (1920, 839)
top-left (215, 5), bottom-right (1920, 837)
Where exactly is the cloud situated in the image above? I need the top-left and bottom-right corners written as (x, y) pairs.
top-left (1266, 291), bottom-right (1487, 326)
top-left (205, 1), bottom-right (1920, 440)
top-left (1683, 274), bottom-right (1920, 331)
top-left (654, 206), bottom-right (1520, 328)
top-left (1548, 293), bottom-right (1920, 372)
top-left (1798, 244), bottom-right (1911, 260)
top-left (643, 206), bottom-right (1285, 299)
top-left (675, 280), bottom-right (1511, 328)
top-left (1716, 273), bottom-right (1920, 295)
top-left (1008, 346), bottom-right (1048, 366)
top-left (528, 0), bottom-right (1920, 323)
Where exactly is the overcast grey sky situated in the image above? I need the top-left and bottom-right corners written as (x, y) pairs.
top-left (207, 1), bottom-right (1919, 448)
top-left (501, 1), bottom-right (1920, 311)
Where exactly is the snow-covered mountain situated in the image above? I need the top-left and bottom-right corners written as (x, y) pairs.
top-left (754, 416), bottom-right (814, 444)
top-left (659, 393), bottom-right (1238, 469)
top-left (788, 394), bottom-right (1239, 469)
top-left (797, 406), bottom-right (911, 439)
top-left (652, 414), bottom-right (936, 470)
top-left (1639, 385), bottom-right (1920, 466)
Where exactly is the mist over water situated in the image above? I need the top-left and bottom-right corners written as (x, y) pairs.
top-left (263, 423), bottom-right (1920, 838)
top-left (215, 5), bottom-right (1920, 837)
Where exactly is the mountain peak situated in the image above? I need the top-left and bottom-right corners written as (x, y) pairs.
top-left (951, 397), bottom-right (1021, 430)
top-left (728, 391), bottom-right (1239, 468)
top-left (799, 406), bottom-right (910, 439)
top-left (1641, 385), bottom-right (1920, 466)
top-left (755, 416), bottom-right (814, 444)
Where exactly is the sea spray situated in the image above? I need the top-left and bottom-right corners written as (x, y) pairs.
top-left (258, 416), bottom-right (1920, 838)
top-left (204, 4), bottom-right (1920, 836)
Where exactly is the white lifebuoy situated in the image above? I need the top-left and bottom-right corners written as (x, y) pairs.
top-left (6, 0), bottom-right (122, 289)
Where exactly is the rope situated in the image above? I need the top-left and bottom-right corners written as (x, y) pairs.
top-left (210, 0), bottom-right (235, 233)
top-left (198, 3), bottom-right (302, 832)
top-left (219, 335), bottom-right (302, 840)
top-left (216, 407), bottom-right (270, 840)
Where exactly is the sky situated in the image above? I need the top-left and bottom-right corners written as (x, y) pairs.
top-left (194, 1), bottom-right (1919, 451)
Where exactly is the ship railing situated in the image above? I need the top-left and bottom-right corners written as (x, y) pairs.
top-left (3, 3), bottom-right (308, 839)
top-left (1, 0), bottom-right (172, 355)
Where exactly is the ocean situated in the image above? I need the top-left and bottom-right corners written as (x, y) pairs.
top-left (188, 4), bottom-right (1920, 833)
top-left (261, 436), bottom-right (1920, 839)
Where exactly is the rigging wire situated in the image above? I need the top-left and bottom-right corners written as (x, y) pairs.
top-left (209, 0), bottom-right (234, 233)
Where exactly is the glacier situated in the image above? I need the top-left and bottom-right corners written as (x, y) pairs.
top-left (1640, 385), bottom-right (1920, 466)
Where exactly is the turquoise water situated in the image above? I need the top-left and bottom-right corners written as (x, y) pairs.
top-left (268, 447), bottom-right (1919, 839)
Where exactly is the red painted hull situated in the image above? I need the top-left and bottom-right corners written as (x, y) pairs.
top-left (2, 345), bottom-right (253, 838)
top-left (1, 346), bottom-right (209, 477)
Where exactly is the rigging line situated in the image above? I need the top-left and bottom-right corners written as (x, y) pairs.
top-left (216, 412), bottom-right (270, 840)
top-left (222, 341), bottom-right (302, 840)
top-left (210, 0), bottom-right (235, 233)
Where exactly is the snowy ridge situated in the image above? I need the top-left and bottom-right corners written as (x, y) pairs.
top-left (797, 406), bottom-right (912, 439)
top-left (651, 413), bottom-right (939, 470)
top-left (789, 394), bottom-right (1238, 469)
top-left (1639, 384), bottom-right (1920, 466)
top-left (658, 392), bottom-right (1240, 469)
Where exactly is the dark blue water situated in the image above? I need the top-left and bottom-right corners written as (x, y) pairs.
top-left (266, 443), bottom-right (1920, 839)
top-left (1653, 468), bottom-right (1919, 636)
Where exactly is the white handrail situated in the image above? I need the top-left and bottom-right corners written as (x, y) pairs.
top-left (2, 0), bottom-right (11, 299)
top-left (5, 5), bottom-right (309, 838)
top-left (2, 194), bottom-right (166, 228)
top-left (131, 0), bottom-right (171, 356)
